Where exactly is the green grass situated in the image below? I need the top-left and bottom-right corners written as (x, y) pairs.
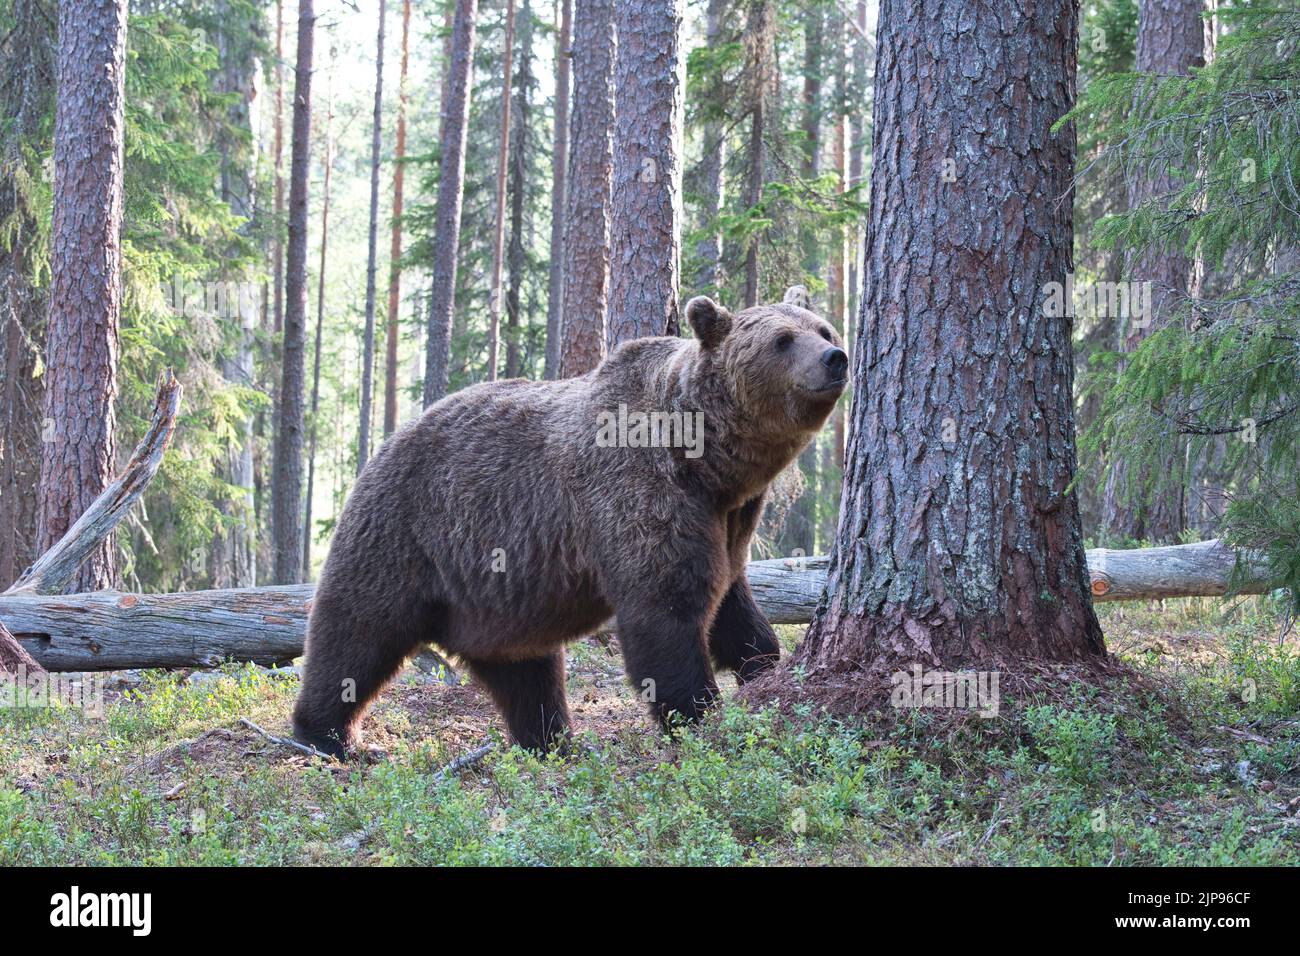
top-left (2, 599), bottom-right (1299, 866)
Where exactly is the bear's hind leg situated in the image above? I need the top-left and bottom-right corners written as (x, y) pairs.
top-left (466, 650), bottom-right (572, 752)
top-left (292, 591), bottom-right (437, 758)
top-left (708, 579), bottom-right (780, 684)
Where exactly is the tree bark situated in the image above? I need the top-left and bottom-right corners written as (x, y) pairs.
top-left (37, 0), bottom-right (128, 594)
top-left (271, 0), bottom-right (316, 585)
top-left (264, 0), bottom-right (286, 578)
top-left (694, 0), bottom-right (726, 294)
top-left (846, 0), bottom-right (869, 335)
top-left (558, 0), bottom-right (615, 378)
top-left (779, 2), bottom-right (824, 560)
top-left (384, 0), bottom-right (412, 436)
top-left (505, 0), bottom-right (533, 380)
top-left (1, 541), bottom-right (1263, 673)
top-left (1101, 0), bottom-right (1207, 544)
top-left (303, 66), bottom-right (334, 581)
top-left (358, 0), bottom-right (388, 472)
top-left (607, 0), bottom-right (685, 345)
top-left (821, 9), bottom-right (848, 509)
top-left (423, 0), bottom-right (478, 406)
top-left (487, 0), bottom-right (518, 381)
top-left (792, 0), bottom-right (1104, 692)
top-left (543, 0), bottom-right (572, 380)
top-left (742, 0), bottom-right (774, 309)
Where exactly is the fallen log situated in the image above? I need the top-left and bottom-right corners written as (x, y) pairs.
top-left (0, 541), bottom-right (1275, 672)
top-left (1084, 538), bottom-right (1271, 603)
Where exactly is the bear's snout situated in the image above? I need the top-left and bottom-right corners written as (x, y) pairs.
top-left (821, 347), bottom-right (848, 377)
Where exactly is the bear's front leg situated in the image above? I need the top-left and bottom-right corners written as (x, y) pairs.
top-left (708, 578), bottom-right (780, 683)
top-left (618, 610), bottom-right (719, 731)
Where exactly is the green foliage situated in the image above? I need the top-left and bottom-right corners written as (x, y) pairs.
top-left (1072, 4), bottom-right (1300, 598)
top-left (115, 10), bottom-right (264, 589)
top-left (4, 600), bottom-right (1298, 867)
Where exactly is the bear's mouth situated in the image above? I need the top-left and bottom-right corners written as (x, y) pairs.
top-left (807, 378), bottom-right (847, 394)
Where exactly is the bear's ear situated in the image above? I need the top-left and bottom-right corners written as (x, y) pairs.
top-left (685, 296), bottom-right (732, 349)
top-left (783, 285), bottom-right (811, 310)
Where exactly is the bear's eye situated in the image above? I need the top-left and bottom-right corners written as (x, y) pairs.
top-left (818, 327), bottom-right (834, 342)
top-left (774, 333), bottom-right (794, 351)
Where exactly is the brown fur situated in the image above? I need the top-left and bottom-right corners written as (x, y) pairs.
top-left (292, 290), bottom-right (848, 756)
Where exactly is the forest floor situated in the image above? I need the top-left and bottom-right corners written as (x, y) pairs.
top-left (2, 597), bottom-right (1299, 865)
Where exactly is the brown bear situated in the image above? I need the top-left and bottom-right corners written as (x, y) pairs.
top-left (292, 288), bottom-right (848, 757)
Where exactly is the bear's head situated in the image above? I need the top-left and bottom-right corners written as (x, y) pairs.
top-left (685, 286), bottom-right (848, 441)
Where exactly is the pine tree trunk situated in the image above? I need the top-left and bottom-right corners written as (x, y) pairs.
top-left (384, 0), bottom-right (412, 436)
top-left (542, 0), bottom-right (572, 380)
top-left (487, 0), bottom-right (518, 382)
top-left (1101, 0), bottom-right (1207, 544)
top-left (558, 0), bottom-right (615, 377)
top-left (793, 0), bottom-right (1104, 692)
top-left (847, 0), bottom-right (868, 335)
top-left (779, 2), bottom-right (823, 559)
top-left (37, 0), bottom-right (128, 594)
top-left (742, 0), bottom-right (773, 309)
top-left (505, 0), bottom-right (533, 380)
top-left (357, 0), bottom-right (388, 473)
top-left (303, 67), bottom-right (334, 581)
top-left (694, 0), bottom-right (725, 294)
top-left (264, 0), bottom-right (286, 580)
top-left (0, 0), bottom-right (55, 589)
top-left (829, 16), bottom-right (848, 463)
top-left (423, 0), bottom-right (478, 406)
top-left (271, 0), bottom-right (316, 585)
top-left (607, 0), bottom-right (685, 345)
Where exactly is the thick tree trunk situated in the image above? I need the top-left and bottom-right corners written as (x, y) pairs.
top-left (37, 0), bottom-right (128, 594)
top-left (543, 0), bottom-right (572, 380)
top-left (505, 0), bottom-right (533, 380)
top-left (558, 0), bottom-right (615, 378)
top-left (384, 0), bottom-right (412, 435)
top-left (303, 69), bottom-right (334, 582)
top-left (694, 0), bottom-right (725, 294)
top-left (1, 542), bottom-right (1263, 673)
top-left (0, 0), bottom-right (55, 590)
top-left (358, 0), bottom-right (388, 472)
top-left (487, 0), bottom-right (517, 382)
top-left (1101, 0), bottom-right (1207, 544)
top-left (271, 0), bottom-right (316, 585)
top-left (607, 0), bottom-right (685, 345)
top-left (793, 0), bottom-right (1104, 693)
top-left (423, 0), bottom-right (478, 406)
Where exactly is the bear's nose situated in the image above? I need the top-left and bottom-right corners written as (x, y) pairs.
top-left (821, 347), bottom-right (848, 375)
